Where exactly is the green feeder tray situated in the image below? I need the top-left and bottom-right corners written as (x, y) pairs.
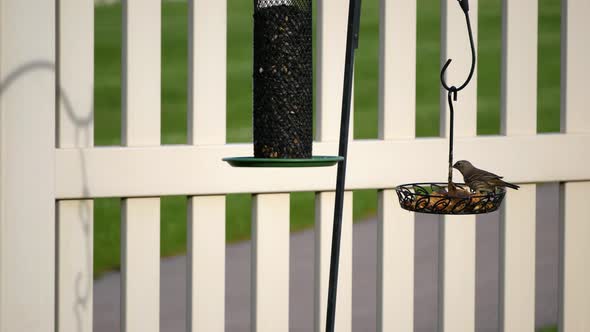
top-left (223, 155), bottom-right (343, 168)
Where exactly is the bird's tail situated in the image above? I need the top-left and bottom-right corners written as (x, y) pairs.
top-left (502, 181), bottom-right (520, 190)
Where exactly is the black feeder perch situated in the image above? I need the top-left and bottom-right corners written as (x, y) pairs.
top-left (395, 0), bottom-right (506, 215)
top-left (223, 0), bottom-right (361, 331)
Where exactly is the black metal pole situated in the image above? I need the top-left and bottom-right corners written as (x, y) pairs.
top-left (325, 0), bottom-right (361, 331)
top-left (447, 90), bottom-right (455, 185)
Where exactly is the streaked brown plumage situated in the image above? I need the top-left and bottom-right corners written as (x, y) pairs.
top-left (453, 160), bottom-right (519, 193)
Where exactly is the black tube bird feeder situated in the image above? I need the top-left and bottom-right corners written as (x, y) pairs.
top-left (224, 0), bottom-right (342, 167)
top-left (223, 0), bottom-right (361, 330)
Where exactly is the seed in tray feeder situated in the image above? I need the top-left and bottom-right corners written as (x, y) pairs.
top-left (447, 182), bottom-right (471, 198)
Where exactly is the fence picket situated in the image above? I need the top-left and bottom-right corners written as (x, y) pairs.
top-left (121, 1), bottom-right (161, 331)
top-left (559, 1), bottom-right (590, 331)
top-left (439, 1), bottom-right (478, 331)
top-left (499, 187), bottom-right (536, 331)
top-left (498, 0), bottom-right (538, 330)
top-left (188, 0), bottom-right (226, 146)
top-left (57, 201), bottom-right (94, 332)
top-left (560, 0), bottom-right (590, 135)
top-left (377, 190), bottom-right (414, 332)
top-left (186, 1), bottom-right (227, 331)
top-left (559, 182), bottom-right (590, 331)
top-left (438, 218), bottom-right (476, 331)
top-left (378, 0), bottom-right (416, 140)
top-left (315, 192), bottom-right (353, 332)
top-left (121, 0), bottom-right (161, 145)
top-left (121, 198), bottom-right (160, 332)
top-left (252, 193), bottom-right (290, 332)
top-left (499, 0), bottom-right (538, 136)
top-left (317, 0), bottom-right (350, 142)
top-left (55, 1), bottom-right (94, 331)
top-left (187, 196), bottom-right (225, 332)
top-left (376, 1), bottom-right (416, 330)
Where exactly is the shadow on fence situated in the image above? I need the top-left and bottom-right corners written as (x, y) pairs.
top-left (1, 61), bottom-right (93, 332)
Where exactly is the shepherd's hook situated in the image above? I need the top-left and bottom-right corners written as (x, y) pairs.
top-left (441, 0), bottom-right (476, 186)
top-left (440, 0), bottom-right (476, 95)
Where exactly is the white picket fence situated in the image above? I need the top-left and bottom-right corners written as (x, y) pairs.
top-left (0, 0), bottom-right (589, 331)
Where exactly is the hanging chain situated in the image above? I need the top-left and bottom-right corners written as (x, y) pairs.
top-left (440, 0), bottom-right (476, 186)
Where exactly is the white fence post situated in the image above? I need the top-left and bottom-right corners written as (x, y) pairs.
top-left (498, 0), bottom-right (538, 330)
top-left (0, 1), bottom-right (56, 331)
top-left (121, 1), bottom-right (161, 332)
top-left (559, 1), bottom-right (590, 331)
top-left (439, 1), bottom-right (478, 331)
top-left (377, 0), bottom-right (416, 331)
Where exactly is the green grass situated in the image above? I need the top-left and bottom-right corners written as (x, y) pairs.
top-left (93, 0), bottom-right (561, 276)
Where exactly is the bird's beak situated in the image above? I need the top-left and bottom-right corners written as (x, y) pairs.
top-left (452, 162), bottom-right (458, 169)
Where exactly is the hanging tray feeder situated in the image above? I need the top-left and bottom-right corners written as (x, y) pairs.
top-left (395, 0), bottom-right (506, 215)
top-left (396, 182), bottom-right (506, 215)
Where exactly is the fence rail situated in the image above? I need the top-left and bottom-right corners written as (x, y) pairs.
top-left (1, 0), bottom-right (589, 332)
top-left (56, 135), bottom-right (590, 198)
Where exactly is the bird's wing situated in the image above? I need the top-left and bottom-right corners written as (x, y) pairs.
top-left (466, 168), bottom-right (502, 182)
top-left (480, 168), bottom-right (502, 179)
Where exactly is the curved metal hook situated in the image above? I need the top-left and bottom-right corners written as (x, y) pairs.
top-left (440, 0), bottom-right (476, 95)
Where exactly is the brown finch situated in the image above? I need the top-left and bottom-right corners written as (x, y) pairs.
top-left (453, 160), bottom-right (520, 194)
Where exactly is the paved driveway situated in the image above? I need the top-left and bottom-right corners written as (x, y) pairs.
top-left (94, 183), bottom-right (559, 331)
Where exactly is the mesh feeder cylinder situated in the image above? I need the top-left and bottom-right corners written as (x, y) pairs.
top-left (253, 0), bottom-right (313, 159)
